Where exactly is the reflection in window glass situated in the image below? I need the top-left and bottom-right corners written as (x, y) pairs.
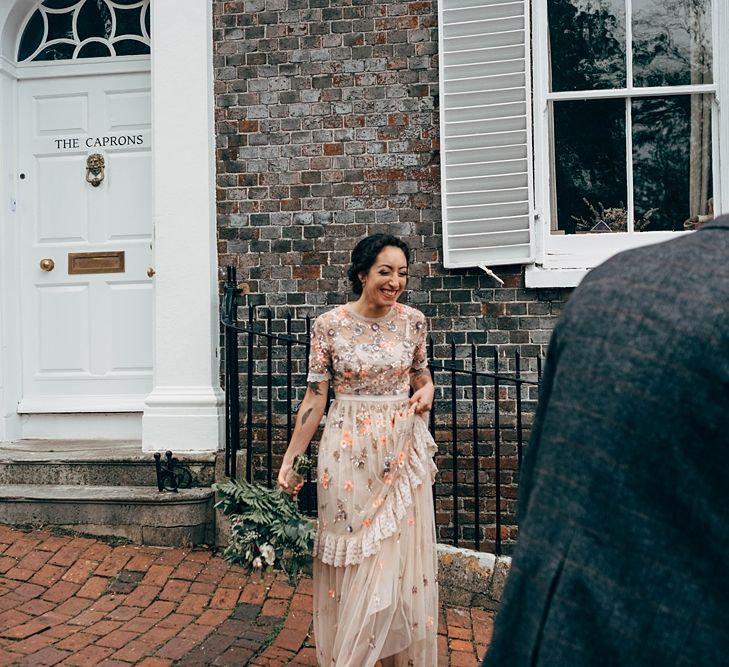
top-left (551, 99), bottom-right (627, 234)
top-left (548, 0), bottom-right (626, 92)
top-left (633, 0), bottom-right (712, 87)
top-left (633, 96), bottom-right (712, 231)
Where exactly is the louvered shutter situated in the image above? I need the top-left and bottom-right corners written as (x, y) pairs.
top-left (438, 0), bottom-right (535, 268)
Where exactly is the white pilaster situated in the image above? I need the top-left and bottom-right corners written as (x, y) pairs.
top-left (142, 0), bottom-right (223, 453)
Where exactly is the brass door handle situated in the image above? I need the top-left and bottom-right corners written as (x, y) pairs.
top-left (39, 258), bottom-right (55, 272)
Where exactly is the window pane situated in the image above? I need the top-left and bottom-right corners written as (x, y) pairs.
top-left (551, 99), bottom-right (627, 234)
top-left (633, 95), bottom-right (713, 232)
top-left (548, 0), bottom-right (626, 92)
top-left (633, 0), bottom-right (712, 87)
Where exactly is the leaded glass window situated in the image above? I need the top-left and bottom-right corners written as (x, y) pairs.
top-left (17, 0), bottom-right (150, 62)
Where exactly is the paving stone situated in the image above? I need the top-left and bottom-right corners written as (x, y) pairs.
top-left (0, 525), bottom-right (490, 665)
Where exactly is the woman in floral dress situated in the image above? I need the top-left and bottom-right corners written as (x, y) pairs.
top-left (278, 234), bottom-right (438, 666)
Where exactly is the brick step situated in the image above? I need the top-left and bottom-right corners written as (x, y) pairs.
top-left (0, 484), bottom-right (214, 546)
top-left (0, 439), bottom-right (215, 487)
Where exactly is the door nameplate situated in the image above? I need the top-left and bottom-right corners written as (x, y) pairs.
top-left (68, 251), bottom-right (125, 274)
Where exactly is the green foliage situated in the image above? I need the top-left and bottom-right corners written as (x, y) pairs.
top-left (212, 455), bottom-right (314, 586)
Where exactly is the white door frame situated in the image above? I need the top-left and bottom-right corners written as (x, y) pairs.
top-left (0, 0), bottom-right (223, 452)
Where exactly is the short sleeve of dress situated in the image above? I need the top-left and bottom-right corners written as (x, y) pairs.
top-left (307, 315), bottom-right (332, 383)
top-left (411, 310), bottom-right (428, 371)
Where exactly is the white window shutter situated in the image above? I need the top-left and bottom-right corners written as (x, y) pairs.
top-left (438, 0), bottom-right (535, 268)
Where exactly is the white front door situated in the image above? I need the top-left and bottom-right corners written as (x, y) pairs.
top-left (17, 72), bottom-right (153, 413)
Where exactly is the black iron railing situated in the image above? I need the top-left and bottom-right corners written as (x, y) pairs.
top-left (221, 266), bottom-right (542, 555)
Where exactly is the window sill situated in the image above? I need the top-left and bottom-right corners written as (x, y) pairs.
top-left (524, 265), bottom-right (590, 288)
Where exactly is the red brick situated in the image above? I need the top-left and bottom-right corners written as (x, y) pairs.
top-left (55, 631), bottom-right (95, 652)
top-left (188, 581), bottom-right (215, 596)
top-left (239, 582), bottom-right (267, 605)
top-left (140, 565), bottom-right (174, 587)
top-left (60, 644), bottom-right (113, 666)
top-left (108, 639), bottom-right (155, 663)
top-left (171, 561), bottom-right (203, 581)
top-left (13, 582), bottom-right (46, 601)
top-left (210, 587), bottom-right (240, 610)
top-left (125, 585), bottom-right (161, 608)
top-left (119, 617), bottom-right (157, 634)
top-left (54, 597), bottom-right (92, 618)
top-left (16, 646), bottom-right (69, 666)
top-left (176, 623), bottom-right (215, 642)
top-left (42, 580), bottom-right (80, 603)
top-left (61, 560), bottom-right (97, 585)
top-left (95, 629), bottom-right (140, 649)
top-left (139, 600), bottom-right (174, 620)
top-left (6, 632), bottom-right (54, 655)
top-left (154, 637), bottom-right (198, 660)
top-left (448, 624), bottom-right (472, 640)
top-left (3, 538), bottom-right (41, 559)
top-left (136, 658), bottom-right (172, 667)
top-left (30, 564), bottom-right (65, 589)
top-left (105, 605), bottom-right (140, 621)
top-left (80, 543), bottom-right (112, 562)
top-left (76, 576), bottom-right (109, 600)
top-left (125, 555), bottom-right (156, 572)
top-left (4, 567), bottom-right (34, 581)
top-left (261, 598), bottom-right (288, 617)
top-left (158, 578), bottom-right (190, 600)
top-left (95, 554), bottom-right (132, 578)
top-left (196, 608), bottom-right (231, 626)
top-left (37, 537), bottom-right (72, 553)
top-left (16, 550), bottom-right (52, 572)
top-left (17, 598), bottom-right (55, 617)
top-left (0, 610), bottom-right (32, 632)
top-left (268, 581), bottom-right (294, 599)
top-left (176, 593), bottom-right (208, 616)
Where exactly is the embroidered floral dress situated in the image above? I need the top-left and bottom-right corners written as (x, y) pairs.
top-left (308, 302), bottom-right (438, 667)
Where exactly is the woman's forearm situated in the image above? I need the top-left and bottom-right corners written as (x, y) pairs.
top-left (410, 367), bottom-right (432, 391)
top-left (283, 382), bottom-right (328, 462)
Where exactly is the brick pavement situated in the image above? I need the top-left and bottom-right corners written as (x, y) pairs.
top-left (0, 526), bottom-right (493, 666)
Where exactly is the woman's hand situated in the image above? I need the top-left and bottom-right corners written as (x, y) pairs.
top-left (410, 381), bottom-right (434, 414)
top-left (277, 458), bottom-right (305, 496)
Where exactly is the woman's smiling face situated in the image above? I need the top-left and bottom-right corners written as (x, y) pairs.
top-left (359, 245), bottom-right (408, 311)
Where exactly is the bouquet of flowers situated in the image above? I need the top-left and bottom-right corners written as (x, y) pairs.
top-left (212, 455), bottom-right (315, 585)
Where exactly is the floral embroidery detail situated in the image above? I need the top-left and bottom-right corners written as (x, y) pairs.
top-left (343, 479), bottom-right (353, 492)
top-left (352, 450), bottom-right (367, 468)
top-left (319, 469), bottom-right (330, 490)
top-left (341, 431), bottom-right (353, 448)
top-left (372, 497), bottom-right (382, 509)
top-left (356, 412), bottom-right (372, 435)
top-left (412, 586), bottom-right (418, 594)
top-left (328, 589), bottom-right (336, 599)
top-left (363, 517), bottom-right (372, 528)
top-left (306, 304), bottom-right (427, 396)
top-left (333, 450), bottom-right (341, 462)
top-left (334, 500), bottom-right (347, 523)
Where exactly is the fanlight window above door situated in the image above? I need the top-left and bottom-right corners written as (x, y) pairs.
top-left (17, 0), bottom-right (150, 62)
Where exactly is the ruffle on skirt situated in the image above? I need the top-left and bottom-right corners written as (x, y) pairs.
top-left (313, 410), bottom-right (437, 568)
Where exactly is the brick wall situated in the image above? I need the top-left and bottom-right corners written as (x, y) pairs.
top-left (213, 0), bottom-right (573, 551)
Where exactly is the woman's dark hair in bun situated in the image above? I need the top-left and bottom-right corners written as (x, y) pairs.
top-left (347, 234), bottom-right (411, 295)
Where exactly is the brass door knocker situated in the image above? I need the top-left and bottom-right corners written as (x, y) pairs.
top-left (85, 153), bottom-right (105, 187)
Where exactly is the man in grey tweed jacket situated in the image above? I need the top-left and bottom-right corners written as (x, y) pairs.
top-left (484, 216), bottom-right (729, 666)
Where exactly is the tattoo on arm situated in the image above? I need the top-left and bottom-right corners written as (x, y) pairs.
top-left (307, 381), bottom-right (322, 396)
top-left (301, 408), bottom-right (313, 426)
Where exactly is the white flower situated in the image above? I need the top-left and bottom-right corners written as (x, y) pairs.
top-left (252, 557), bottom-right (263, 569)
top-left (260, 543), bottom-right (276, 566)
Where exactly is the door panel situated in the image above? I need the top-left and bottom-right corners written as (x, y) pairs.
top-left (18, 72), bottom-right (153, 413)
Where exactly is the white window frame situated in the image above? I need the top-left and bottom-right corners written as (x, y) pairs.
top-left (527, 0), bottom-right (727, 287)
